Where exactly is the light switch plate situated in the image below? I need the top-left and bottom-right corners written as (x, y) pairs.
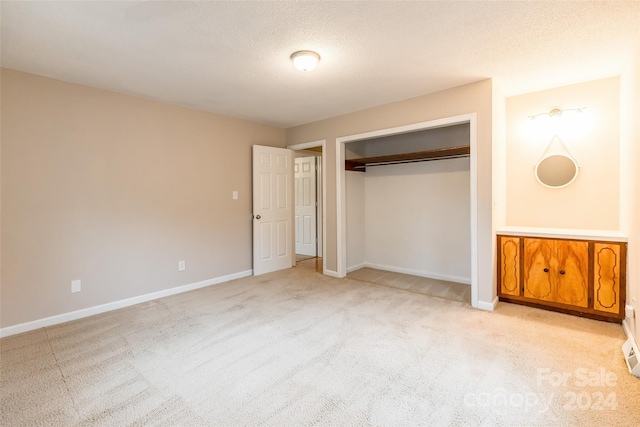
top-left (232, 191), bottom-right (238, 200)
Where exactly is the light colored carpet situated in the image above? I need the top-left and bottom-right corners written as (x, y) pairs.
top-left (348, 267), bottom-right (471, 303)
top-left (1, 263), bottom-right (639, 426)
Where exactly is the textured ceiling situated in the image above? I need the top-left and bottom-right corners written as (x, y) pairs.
top-left (2, 1), bottom-right (640, 128)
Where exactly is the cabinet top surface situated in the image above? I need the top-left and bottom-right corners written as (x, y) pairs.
top-left (496, 226), bottom-right (627, 242)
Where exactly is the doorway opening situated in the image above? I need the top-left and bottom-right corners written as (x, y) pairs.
top-left (288, 140), bottom-right (326, 275)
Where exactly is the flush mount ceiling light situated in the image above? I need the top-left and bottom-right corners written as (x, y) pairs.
top-left (290, 50), bottom-right (320, 72)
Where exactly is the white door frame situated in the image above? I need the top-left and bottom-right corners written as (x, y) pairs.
top-left (287, 140), bottom-right (327, 275)
top-left (336, 114), bottom-right (479, 308)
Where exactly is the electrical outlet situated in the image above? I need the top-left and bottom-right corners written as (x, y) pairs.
top-left (232, 190), bottom-right (238, 200)
top-left (178, 260), bottom-right (186, 272)
top-left (71, 280), bottom-right (81, 293)
top-left (626, 304), bottom-right (635, 319)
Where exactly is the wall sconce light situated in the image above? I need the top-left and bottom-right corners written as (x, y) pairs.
top-left (528, 107), bottom-right (586, 120)
top-left (524, 106), bottom-right (591, 141)
top-left (290, 50), bottom-right (321, 72)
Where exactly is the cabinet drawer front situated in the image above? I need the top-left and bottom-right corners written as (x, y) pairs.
top-left (593, 243), bottom-right (621, 314)
top-left (499, 237), bottom-right (520, 296)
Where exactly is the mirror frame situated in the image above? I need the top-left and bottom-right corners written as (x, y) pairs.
top-left (534, 153), bottom-right (580, 189)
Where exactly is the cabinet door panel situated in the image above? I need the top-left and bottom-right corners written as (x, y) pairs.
top-left (555, 241), bottom-right (589, 307)
top-left (523, 239), bottom-right (554, 301)
top-left (499, 237), bottom-right (520, 296)
top-left (593, 243), bottom-right (621, 314)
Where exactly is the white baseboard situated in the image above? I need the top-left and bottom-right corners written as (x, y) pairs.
top-left (346, 263), bottom-right (366, 273)
top-left (363, 262), bottom-right (471, 285)
top-left (476, 297), bottom-right (498, 312)
top-left (0, 270), bottom-right (253, 339)
top-left (323, 269), bottom-right (342, 278)
top-left (622, 319), bottom-right (638, 343)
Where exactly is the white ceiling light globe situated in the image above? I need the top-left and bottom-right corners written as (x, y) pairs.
top-left (290, 50), bottom-right (320, 72)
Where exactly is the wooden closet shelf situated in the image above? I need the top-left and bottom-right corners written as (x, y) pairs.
top-left (345, 145), bottom-right (470, 172)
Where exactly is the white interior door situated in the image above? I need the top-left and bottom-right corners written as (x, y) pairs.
top-left (295, 156), bottom-right (317, 256)
top-left (253, 145), bottom-right (293, 275)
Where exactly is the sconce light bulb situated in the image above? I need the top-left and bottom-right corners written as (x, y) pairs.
top-left (527, 107), bottom-right (586, 121)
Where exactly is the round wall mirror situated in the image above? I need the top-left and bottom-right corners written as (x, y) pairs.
top-left (535, 154), bottom-right (579, 189)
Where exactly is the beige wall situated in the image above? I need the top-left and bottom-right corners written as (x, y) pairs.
top-left (1, 69), bottom-right (286, 328)
top-left (505, 77), bottom-right (620, 229)
top-left (620, 34), bottom-right (640, 343)
top-left (287, 79), bottom-right (495, 305)
top-left (492, 84), bottom-right (507, 229)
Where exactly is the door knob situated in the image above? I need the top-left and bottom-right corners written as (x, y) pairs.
top-left (543, 268), bottom-right (549, 273)
top-left (255, 215), bottom-right (261, 220)
top-left (559, 270), bottom-right (565, 275)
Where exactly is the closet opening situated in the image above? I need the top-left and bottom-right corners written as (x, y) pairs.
top-left (336, 114), bottom-right (479, 307)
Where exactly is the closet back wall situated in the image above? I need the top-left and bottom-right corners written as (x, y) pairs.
top-left (364, 159), bottom-right (471, 283)
top-left (346, 155), bottom-right (471, 284)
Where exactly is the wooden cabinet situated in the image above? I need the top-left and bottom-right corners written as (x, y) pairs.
top-left (497, 235), bottom-right (626, 322)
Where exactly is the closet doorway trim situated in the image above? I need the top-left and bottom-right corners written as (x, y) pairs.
top-left (335, 114), bottom-right (479, 308)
